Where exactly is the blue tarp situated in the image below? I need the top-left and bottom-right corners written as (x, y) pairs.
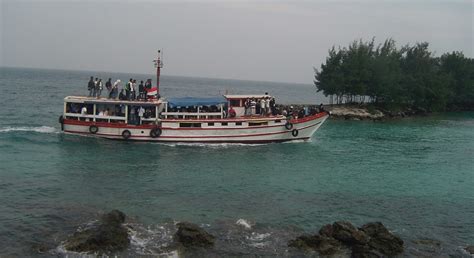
top-left (167, 97), bottom-right (227, 107)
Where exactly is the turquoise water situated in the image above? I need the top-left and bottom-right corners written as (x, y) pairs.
top-left (0, 67), bottom-right (473, 256)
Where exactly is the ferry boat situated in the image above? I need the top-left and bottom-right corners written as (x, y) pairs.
top-left (59, 52), bottom-right (329, 143)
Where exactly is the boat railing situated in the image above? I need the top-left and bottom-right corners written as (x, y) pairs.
top-left (162, 111), bottom-right (223, 119)
top-left (64, 112), bottom-right (127, 123)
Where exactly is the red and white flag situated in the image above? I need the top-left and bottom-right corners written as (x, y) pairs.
top-left (146, 87), bottom-right (158, 97)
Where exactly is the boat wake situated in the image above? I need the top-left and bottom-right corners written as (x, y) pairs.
top-left (158, 142), bottom-right (267, 148)
top-left (0, 126), bottom-right (58, 134)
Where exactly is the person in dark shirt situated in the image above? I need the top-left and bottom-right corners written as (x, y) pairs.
top-left (125, 78), bottom-right (132, 100)
top-left (119, 89), bottom-right (126, 100)
top-left (145, 79), bottom-right (152, 90)
top-left (105, 78), bottom-right (112, 98)
top-left (87, 76), bottom-right (94, 96)
top-left (138, 80), bottom-right (145, 100)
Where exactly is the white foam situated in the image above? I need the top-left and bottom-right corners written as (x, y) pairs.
top-left (127, 223), bottom-right (176, 256)
top-left (236, 218), bottom-right (252, 229)
top-left (248, 232), bottom-right (271, 241)
top-left (0, 126), bottom-right (58, 134)
top-left (158, 142), bottom-right (266, 148)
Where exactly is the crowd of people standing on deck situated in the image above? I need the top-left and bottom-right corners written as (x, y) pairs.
top-left (243, 94), bottom-right (276, 116)
top-left (87, 76), bottom-right (155, 101)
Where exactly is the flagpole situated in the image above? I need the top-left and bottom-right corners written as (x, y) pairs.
top-left (154, 50), bottom-right (163, 94)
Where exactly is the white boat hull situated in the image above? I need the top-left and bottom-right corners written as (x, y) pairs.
top-left (62, 113), bottom-right (329, 143)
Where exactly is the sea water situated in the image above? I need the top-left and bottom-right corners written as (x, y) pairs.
top-left (0, 67), bottom-right (473, 256)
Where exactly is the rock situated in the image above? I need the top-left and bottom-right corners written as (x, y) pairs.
top-left (288, 234), bottom-right (344, 255)
top-left (332, 221), bottom-right (369, 245)
top-left (319, 223), bottom-right (334, 237)
top-left (174, 222), bottom-right (215, 248)
top-left (359, 222), bottom-right (403, 256)
top-left (64, 210), bottom-right (129, 254)
top-left (465, 245), bottom-right (474, 254)
top-left (288, 235), bottom-right (320, 251)
top-left (351, 244), bottom-right (383, 258)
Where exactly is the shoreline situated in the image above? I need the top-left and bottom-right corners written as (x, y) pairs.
top-left (280, 104), bottom-right (473, 121)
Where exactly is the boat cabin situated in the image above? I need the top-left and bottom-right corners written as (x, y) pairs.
top-left (63, 94), bottom-right (278, 127)
top-left (63, 96), bottom-right (164, 125)
top-left (224, 94), bottom-right (272, 117)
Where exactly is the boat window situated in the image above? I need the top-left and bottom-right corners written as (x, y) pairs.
top-left (66, 102), bottom-right (82, 113)
top-left (236, 122), bottom-right (242, 126)
top-left (275, 120), bottom-right (281, 123)
top-left (249, 122), bottom-right (268, 126)
top-left (221, 122), bottom-right (228, 126)
top-left (230, 99), bottom-right (241, 107)
top-left (208, 122), bottom-right (215, 126)
top-left (180, 123), bottom-right (202, 128)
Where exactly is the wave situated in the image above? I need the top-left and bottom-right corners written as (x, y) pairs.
top-left (236, 218), bottom-right (252, 229)
top-left (158, 142), bottom-right (266, 148)
top-left (0, 126), bottom-right (58, 134)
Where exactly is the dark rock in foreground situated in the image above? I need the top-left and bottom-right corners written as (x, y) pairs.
top-left (465, 245), bottom-right (474, 255)
top-left (174, 222), bottom-right (215, 248)
top-left (332, 221), bottom-right (369, 245)
top-left (289, 221), bottom-right (403, 257)
top-left (64, 210), bottom-right (129, 254)
top-left (288, 234), bottom-right (345, 255)
top-left (360, 222), bottom-right (404, 256)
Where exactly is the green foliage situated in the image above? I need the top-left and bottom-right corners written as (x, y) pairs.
top-left (314, 39), bottom-right (474, 111)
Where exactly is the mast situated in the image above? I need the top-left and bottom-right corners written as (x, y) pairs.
top-left (153, 50), bottom-right (164, 93)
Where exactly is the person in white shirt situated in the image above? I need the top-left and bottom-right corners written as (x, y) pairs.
top-left (259, 98), bottom-right (265, 116)
top-left (131, 80), bottom-right (137, 100)
top-left (81, 106), bottom-right (87, 115)
top-left (96, 79), bottom-right (103, 98)
top-left (264, 97), bottom-right (270, 115)
top-left (250, 98), bottom-right (257, 115)
top-left (138, 107), bottom-right (145, 124)
top-left (112, 80), bottom-right (121, 99)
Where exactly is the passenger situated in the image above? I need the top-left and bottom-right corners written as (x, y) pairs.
top-left (259, 98), bottom-right (265, 116)
top-left (131, 79), bottom-right (137, 100)
top-left (319, 103), bottom-right (325, 112)
top-left (125, 78), bottom-right (132, 100)
top-left (112, 79), bottom-right (121, 99)
top-left (282, 109), bottom-right (288, 116)
top-left (96, 79), bottom-right (103, 98)
top-left (244, 98), bottom-right (250, 116)
top-left (145, 79), bottom-right (152, 90)
top-left (229, 107), bottom-right (236, 118)
top-left (93, 78), bottom-right (99, 97)
top-left (105, 78), bottom-right (112, 98)
top-left (138, 106), bottom-right (145, 124)
top-left (270, 97), bottom-right (276, 115)
top-left (81, 106), bottom-right (87, 115)
top-left (98, 110), bottom-right (104, 116)
top-left (265, 97), bottom-right (271, 115)
top-left (298, 109), bottom-right (305, 119)
top-left (119, 89), bottom-right (126, 100)
top-left (250, 98), bottom-right (256, 115)
top-left (138, 80), bottom-right (145, 100)
top-left (88, 76), bottom-right (94, 96)
top-left (104, 108), bottom-right (110, 116)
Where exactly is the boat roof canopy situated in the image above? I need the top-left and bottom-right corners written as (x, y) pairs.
top-left (166, 96), bottom-right (227, 107)
top-left (64, 96), bottom-right (163, 106)
top-left (224, 94), bottom-right (271, 99)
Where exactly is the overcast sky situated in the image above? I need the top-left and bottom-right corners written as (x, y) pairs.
top-left (1, 0), bottom-right (472, 83)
